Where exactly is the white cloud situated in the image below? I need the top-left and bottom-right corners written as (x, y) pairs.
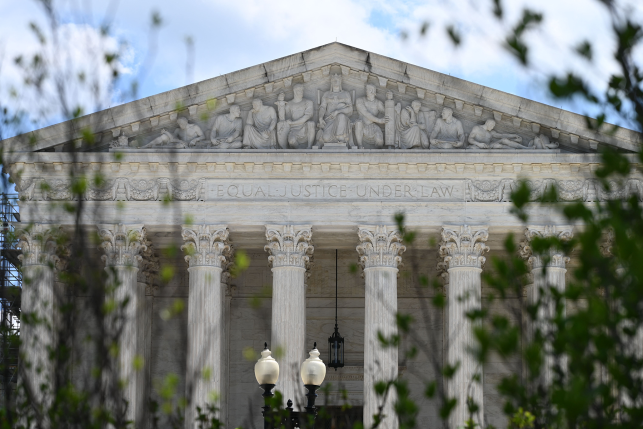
top-left (0, 3), bottom-right (134, 134)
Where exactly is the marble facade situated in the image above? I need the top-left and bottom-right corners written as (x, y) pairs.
top-left (4, 42), bottom-right (643, 428)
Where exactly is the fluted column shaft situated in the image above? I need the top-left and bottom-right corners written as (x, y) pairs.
top-left (440, 225), bottom-right (489, 429)
top-left (17, 224), bottom-right (60, 410)
top-left (265, 225), bottom-right (313, 410)
top-left (99, 224), bottom-right (147, 427)
top-left (521, 225), bottom-right (572, 388)
top-left (357, 225), bottom-right (405, 429)
top-left (181, 225), bottom-right (232, 428)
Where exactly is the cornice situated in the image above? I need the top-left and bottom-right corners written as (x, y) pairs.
top-left (5, 150), bottom-right (636, 165)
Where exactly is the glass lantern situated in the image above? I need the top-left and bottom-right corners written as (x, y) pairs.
top-left (327, 325), bottom-right (344, 370)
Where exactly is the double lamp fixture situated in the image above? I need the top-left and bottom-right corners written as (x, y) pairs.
top-left (254, 250), bottom-right (345, 428)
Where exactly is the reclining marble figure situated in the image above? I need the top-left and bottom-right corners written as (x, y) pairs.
top-left (317, 74), bottom-right (353, 146)
top-left (429, 108), bottom-right (465, 149)
top-left (243, 99), bottom-right (277, 149)
top-left (210, 105), bottom-right (243, 149)
top-left (354, 84), bottom-right (388, 148)
top-left (143, 117), bottom-right (204, 149)
top-left (468, 119), bottom-right (525, 149)
top-left (395, 99), bottom-right (433, 149)
top-left (276, 84), bottom-right (315, 149)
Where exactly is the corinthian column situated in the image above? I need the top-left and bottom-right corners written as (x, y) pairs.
top-left (439, 225), bottom-right (489, 429)
top-left (520, 225), bottom-right (573, 387)
top-left (265, 225), bottom-right (313, 409)
top-left (181, 225), bottom-right (232, 428)
top-left (98, 224), bottom-right (147, 427)
top-left (17, 224), bottom-right (61, 410)
top-left (357, 225), bottom-right (405, 429)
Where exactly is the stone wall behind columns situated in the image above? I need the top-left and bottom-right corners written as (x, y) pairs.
top-left (68, 241), bottom-right (526, 428)
top-left (226, 251), bottom-right (272, 429)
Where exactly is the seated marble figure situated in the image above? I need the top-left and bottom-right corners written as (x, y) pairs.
top-left (143, 117), bottom-right (204, 149)
top-left (468, 119), bottom-right (525, 149)
top-left (317, 74), bottom-right (353, 146)
top-left (528, 133), bottom-right (560, 150)
top-left (395, 98), bottom-right (433, 149)
top-left (210, 105), bottom-right (243, 149)
top-left (276, 84), bottom-right (315, 149)
top-left (243, 99), bottom-right (277, 149)
top-left (429, 108), bottom-right (465, 149)
top-left (354, 84), bottom-right (388, 148)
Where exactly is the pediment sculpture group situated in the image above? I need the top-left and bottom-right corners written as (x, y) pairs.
top-left (120, 74), bottom-right (559, 151)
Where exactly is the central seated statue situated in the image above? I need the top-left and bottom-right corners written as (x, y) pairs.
top-left (317, 74), bottom-right (353, 146)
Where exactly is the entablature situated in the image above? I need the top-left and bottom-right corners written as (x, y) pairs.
top-left (9, 152), bottom-right (642, 205)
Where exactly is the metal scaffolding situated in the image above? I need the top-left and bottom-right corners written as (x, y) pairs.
top-left (0, 193), bottom-right (21, 404)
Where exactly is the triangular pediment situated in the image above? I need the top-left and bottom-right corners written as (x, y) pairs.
top-left (4, 42), bottom-right (640, 154)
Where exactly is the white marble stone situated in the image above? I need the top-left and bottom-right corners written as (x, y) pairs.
top-left (16, 224), bottom-right (60, 413)
top-left (6, 42), bottom-right (643, 429)
top-left (520, 225), bottom-right (573, 388)
top-left (264, 225), bottom-right (313, 410)
top-left (181, 225), bottom-right (232, 428)
top-left (357, 225), bottom-right (405, 429)
top-left (440, 225), bottom-right (489, 429)
top-left (98, 223), bottom-right (147, 427)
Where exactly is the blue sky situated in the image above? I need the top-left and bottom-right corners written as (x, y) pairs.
top-left (1, 0), bottom-right (642, 135)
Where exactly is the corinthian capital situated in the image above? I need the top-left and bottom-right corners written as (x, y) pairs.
top-left (356, 225), bottom-right (405, 270)
top-left (181, 225), bottom-right (232, 268)
top-left (98, 224), bottom-right (147, 268)
top-left (519, 225), bottom-right (573, 269)
top-left (439, 225), bottom-right (489, 269)
top-left (265, 225), bottom-right (313, 269)
top-left (16, 223), bottom-right (61, 267)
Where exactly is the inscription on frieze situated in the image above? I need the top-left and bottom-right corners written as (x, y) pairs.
top-left (207, 179), bottom-right (464, 201)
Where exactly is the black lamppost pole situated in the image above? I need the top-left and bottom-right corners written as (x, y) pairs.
top-left (255, 343), bottom-right (279, 429)
top-left (260, 382), bottom-right (275, 429)
top-left (328, 249), bottom-right (345, 370)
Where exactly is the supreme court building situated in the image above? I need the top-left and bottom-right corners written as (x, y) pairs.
top-left (5, 43), bottom-right (642, 428)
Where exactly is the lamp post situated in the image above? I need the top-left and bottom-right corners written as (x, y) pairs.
top-left (255, 343), bottom-right (280, 429)
top-left (328, 249), bottom-right (345, 370)
top-left (255, 343), bottom-right (326, 428)
top-left (300, 342), bottom-right (327, 419)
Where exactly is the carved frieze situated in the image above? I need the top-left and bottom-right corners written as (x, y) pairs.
top-left (356, 225), bottom-right (405, 270)
top-left (103, 68), bottom-right (573, 152)
top-left (439, 225), bottom-right (490, 269)
top-left (15, 176), bottom-right (643, 203)
top-left (465, 178), bottom-right (643, 203)
top-left (264, 225), bottom-right (314, 269)
top-left (466, 179), bottom-right (514, 202)
top-left (87, 179), bottom-right (117, 201)
top-left (166, 178), bottom-right (206, 201)
top-left (124, 179), bottom-right (160, 201)
top-left (44, 179), bottom-right (76, 201)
